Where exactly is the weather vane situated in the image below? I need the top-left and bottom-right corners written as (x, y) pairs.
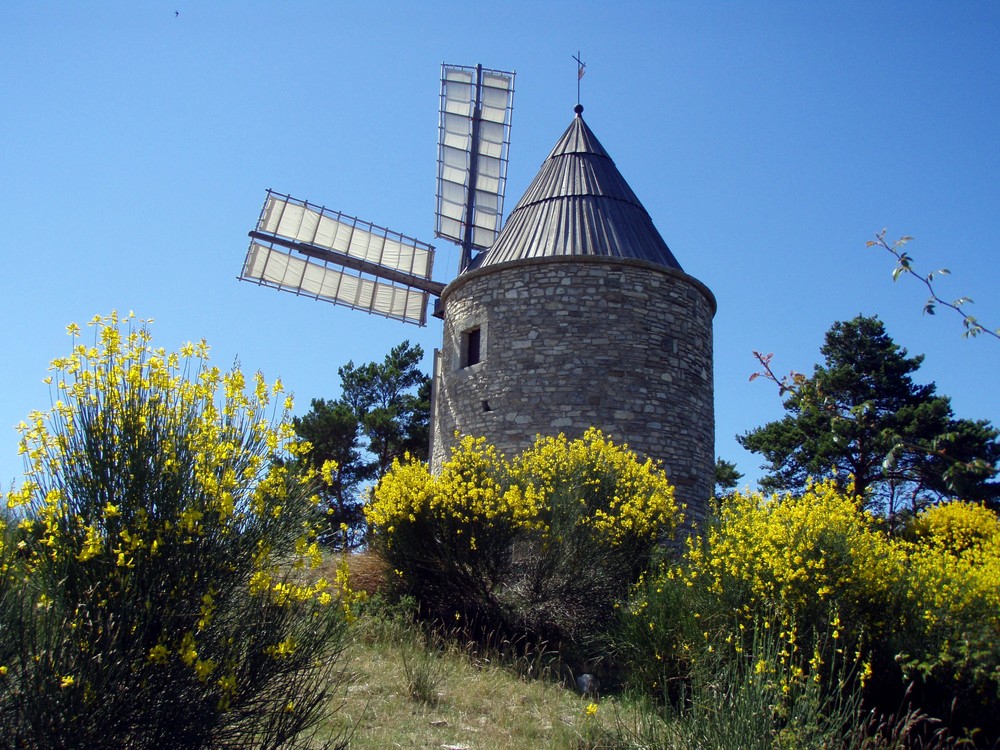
top-left (573, 51), bottom-right (586, 106)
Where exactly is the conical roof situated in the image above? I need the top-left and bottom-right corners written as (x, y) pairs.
top-left (470, 106), bottom-right (682, 271)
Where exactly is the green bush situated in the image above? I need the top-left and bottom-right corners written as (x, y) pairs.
top-left (668, 619), bottom-right (865, 750)
top-left (617, 481), bottom-right (1000, 744)
top-left (0, 313), bottom-right (347, 750)
top-left (366, 429), bottom-right (679, 659)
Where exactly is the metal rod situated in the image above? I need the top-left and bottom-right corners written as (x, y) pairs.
top-left (460, 63), bottom-right (484, 271)
top-left (573, 52), bottom-right (586, 105)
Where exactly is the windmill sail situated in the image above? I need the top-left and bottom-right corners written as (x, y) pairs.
top-left (240, 191), bottom-right (442, 326)
top-left (240, 63), bottom-right (515, 324)
top-left (435, 64), bottom-right (515, 268)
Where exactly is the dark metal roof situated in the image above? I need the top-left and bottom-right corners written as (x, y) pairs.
top-left (469, 107), bottom-right (683, 271)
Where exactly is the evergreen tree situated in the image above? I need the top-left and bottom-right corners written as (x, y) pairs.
top-left (293, 341), bottom-right (430, 546)
top-left (338, 341), bottom-right (430, 478)
top-left (739, 316), bottom-right (999, 519)
top-left (292, 398), bottom-right (368, 544)
top-left (714, 457), bottom-right (744, 497)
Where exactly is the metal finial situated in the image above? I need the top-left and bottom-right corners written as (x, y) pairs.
top-left (572, 51), bottom-right (586, 106)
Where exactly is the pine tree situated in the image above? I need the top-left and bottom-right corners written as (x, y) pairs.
top-left (739, 316), bottom-right (999, 519)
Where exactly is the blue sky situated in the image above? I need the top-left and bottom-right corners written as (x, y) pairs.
top-left (2, 1), bottom-right (999, 492)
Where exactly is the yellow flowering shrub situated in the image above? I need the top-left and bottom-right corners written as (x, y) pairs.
top-left (618, 481), bottom-right (1000, 740)
top-left (897, 501), bottom-right (1000, 703)
top-left (0, 313), bottom-right (346, 750)
top-left (691, 480), bottom-right (904, 635)
top-left (511, 428), bottom-right (678, 544)
top-left (906, 499), bottom-right (1000, 554)
top-left (366, 429), bottom-right (678, 654)
top-left (333, 555), bottom-right (368, 624)
top-left (0, 518), bottom-right (16, 687)
top-left (619, 480), bottom-right (901, 708)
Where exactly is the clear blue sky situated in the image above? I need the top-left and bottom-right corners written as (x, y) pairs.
top-left (3, 1), bottom-right (999, 492)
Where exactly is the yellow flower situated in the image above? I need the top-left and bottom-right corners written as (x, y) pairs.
top-left (585, 702), bottom-right (598, 717)
top-left (321, 460), bottom-right (339, 486)
top-left (179, 632), bottom-right (198, 666)
top-left (77, 525), bottom-right (104, 562)
top-left (148, 644), bottom-right (169, 664)
top-left (194, 659), bottom-right (217, 681)
top-left (60, 675), bottom-right (75, 689)
top-left (267, 637), bottom-right (297, 659)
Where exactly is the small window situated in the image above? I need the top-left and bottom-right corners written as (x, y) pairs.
top-left (462, 327), bottom-right (481, 368)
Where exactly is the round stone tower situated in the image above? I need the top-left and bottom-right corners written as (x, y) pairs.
top-left (431, 106), bottom-right (716, 522)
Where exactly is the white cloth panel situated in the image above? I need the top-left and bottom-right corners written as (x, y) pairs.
top-left (437, 216), bottom-right (463, 242)
top-left (475, 178), bottom-right (501, 200)
top-left (442, 145), bottom-right (470, 175)
top-left (440, 180), bottom-right (466, 206)
top-left (478, 121), bottom-right (505, 158)
top-left (472, 226), bottom-right (495, 248)
top-left (258, 197), bottom-right (431, 278)
top-left (242, 242), bottom-right (426, 325)
top-left (439, 199), bottom-right (465, 222)
top-left (443, 113), bottom-right (472, 149)
top-left (477, 153), bottom-right (502, 178)
top-left (480, 78), bottom-right (512, 123)
top-left (443, 67), bottom-right (474, 118)
top-left (474, 190), bottom-right (500, 214)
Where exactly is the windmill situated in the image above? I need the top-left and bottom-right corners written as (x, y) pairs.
top-left (238, 64), bottom-right (516, 326)
top-left (238, 60), bottom-right (718, 523)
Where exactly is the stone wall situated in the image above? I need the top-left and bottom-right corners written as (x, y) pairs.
top-left (431, 255), bottom-right (716, 524)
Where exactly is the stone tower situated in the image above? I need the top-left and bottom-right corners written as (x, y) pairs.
top-left (430, 106), bottom-right (716, 522)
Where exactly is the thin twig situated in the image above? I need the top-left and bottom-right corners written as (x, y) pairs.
top-left (868, 230), bottom-right (1000, 342)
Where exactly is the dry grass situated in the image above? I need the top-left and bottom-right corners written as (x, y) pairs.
top-left (315, 624), bottom-right (612, 750)
top-left (341, 549), bottom-right (389, 597)
top-left (303, 550), bottom-right (613, 748)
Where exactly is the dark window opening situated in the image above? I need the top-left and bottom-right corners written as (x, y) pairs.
top-left (462, 327), bottom-right (481, 368)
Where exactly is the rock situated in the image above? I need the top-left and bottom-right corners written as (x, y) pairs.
top-left (575, 673), bottom-right (599, 698)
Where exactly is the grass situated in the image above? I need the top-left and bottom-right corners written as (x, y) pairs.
top-left (314, 613), bottom-right (610, 749)
top-left (312, 619), bottom-right (976, 750)
top-left (305, 550), bottom-right (617, 749)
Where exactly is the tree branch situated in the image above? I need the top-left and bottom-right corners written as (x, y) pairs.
top-left (868, 230), bottom-right (1000, 342)
top-left (749, 351), bottom-right (805, 397)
